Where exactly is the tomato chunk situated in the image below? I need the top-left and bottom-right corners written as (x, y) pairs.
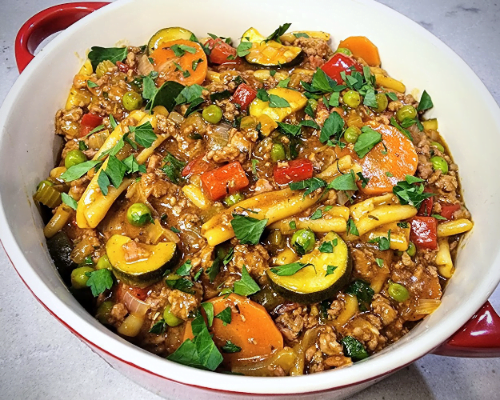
top-left (80, 113), bottom-right (103, 137)
top-left (320, 53), bottom-right (363, 84)
top-left (201, 162), bottom-right (250, 201)
top-left (418, 189), bottom-right (434, 216)
top-left (440, 203), bottom-right (461, 220)
top-left (116, 61), bottom-right (129, 73)
top-left (410, 216), bottom-right (438, 250)
top-left (232, 83), bottom-right (257, 109)
top-left (207, 38), bottom-right (238, 64)
top-left (274, 159), bottom-right (314, 185)
top-left (182, 155), bottom-right (215, 177)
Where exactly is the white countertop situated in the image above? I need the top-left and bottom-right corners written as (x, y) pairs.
top-left (1, 1), bottom-right (499, 399)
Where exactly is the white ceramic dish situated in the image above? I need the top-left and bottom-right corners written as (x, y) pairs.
top-left (2, 0), bottom-right (500, 398)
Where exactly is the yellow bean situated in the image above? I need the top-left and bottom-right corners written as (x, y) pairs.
top-left (437, 219), bottom-right (473, 237)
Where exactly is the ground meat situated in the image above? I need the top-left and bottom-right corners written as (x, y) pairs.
top-left (55, 107), bottom-right (83, 139)
top-left (216, 99), bottom-right (240, 122)
top-left (140, 172), bottom-right (175, 199)
top-left (275, 308), bottom-right (304, 342)
top-left (109, 303), bottom-right (128, 326)
top-left (167, 289), bottom-right (200, 320)
top-left (344, 315), bottom-right (386, 352)
top-left (228, 241), bottom-right (270, 281)
top-left (371, 294), bottom-right (397, 327)
top-left (207, 126), bottom-right (258, 163)
top-left (294, 37), bottom-right (333, 61)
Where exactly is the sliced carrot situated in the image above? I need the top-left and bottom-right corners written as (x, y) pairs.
top-left (338, 36), bottom-right (381, 67)
top-left (183, 294), bottom-right (283, 366)
top-left (150, 39), bottom-right (208, 86)
top-left (335, 121), bottom-right (418, 195)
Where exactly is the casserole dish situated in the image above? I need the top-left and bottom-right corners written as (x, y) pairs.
top-left (2, 0), bottom-right (500, 398)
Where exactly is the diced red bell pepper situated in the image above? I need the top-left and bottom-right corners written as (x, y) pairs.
top-left (418, 188), bottom-right (434, 216)
top-left (182, 155), bottom-right (216, 177)
top-left (273, 159), bottom-right (314, 185)
top-left (201, 161), bottom-right (250, 201)
top-left (232, 83), bottom-right (257, 109)
top-left (116, 61), bottom-right (130, 73)
top-left (80, 113), bottom-right (103, 137)
top-left (410, 216), bottom-right (438, 250)
top-left (320, 53), bottom-right (363, 84)
top-left (440, 203), bottom-right (461, 220)
top-left (206, 38), bottom-right (239, 64)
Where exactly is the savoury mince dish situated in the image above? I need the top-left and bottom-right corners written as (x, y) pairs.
top-left (34, 24), bottom-right (473, 375)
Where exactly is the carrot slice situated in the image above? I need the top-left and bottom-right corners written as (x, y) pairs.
top-left (338, 36), bottom-right (381, 67)
top-left (150, 39), bottom-right (208, 86)
top-left (183, 294), bottom-right (283, 366)
top-left (335, 121), bottom-right (418, 195)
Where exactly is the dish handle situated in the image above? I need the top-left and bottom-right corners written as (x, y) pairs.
top-left (15, 2), bottom-right (109, 72)
top-left (434, 301), bottom-right (500, 357)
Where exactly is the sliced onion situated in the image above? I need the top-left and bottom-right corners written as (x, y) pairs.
top-left (136, 54), bottom-right (155, 76)
top-left (123, 290), bottom-right (149, 317)
top-left (337, 190), bottom-right (349, 206)
top-left (168, 111), bottom-right (185, 125)
top-left (208, 123), bottom-right (231, 151)
top-left (415, 298), bottom-right (441, 315)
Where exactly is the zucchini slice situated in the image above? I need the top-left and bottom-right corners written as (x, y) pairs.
top-left (241, 27), bottom-right (303, 68)
top-left (267, 232), bottom-right (351, 304)
top-left (46, 231), bottom-right (78, 284)
top-left (106, 234), bottom-right (177, 287)
top-left (249, 87), bottom-right (307, 123)
top-left (148, 27), bottom-right (196, 55)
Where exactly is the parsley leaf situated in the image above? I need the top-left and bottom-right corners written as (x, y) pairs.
top-left (78, 140), bottom-right (88, 151)
top-left (149, 319), bottom-right (167, 334)
top-left (346, 280), bottom-right (374, 311)
top-left (142, 76), bottom-right (158, 100)
top-left (417, 90), bottom-right (433, 112)
top-left (289, 221), bottom-right (297, 230)
top-left (60, 192), bottom-right (78, 210)
top-left (148, 81), bottom-right (185, 112)
top-left (236, 41), bottom-right (252, 57)
top-left (87, 80), bottom-right (98, 88)
top-left (320, 111), bottom-right (344, 143)
top-left (122, 155), bottom-right (146, 174)
top-left (88, 46), bottom-right (127, 69)
top-left (104, 155), bottom-right (127, 188)
top-left (363, 88), bottom-right (379, 108)
top-left (277, 122), bottom-right (301, 136)
top-left (397, 221), bottom-right (409, 229)
top-left (166, 277), bottom-right (194, 294)
top-left (215, 306), bottom-right (232, 326)
top-left (130, 122), bottom-right (157, 148)
top-left (390, 117), bottom-right (412, 140)
top-left (256, 88), bottom-right (270, 102)
top-left (97, 170), bottom-right (110, 195)
top-left (221, 340), bottom-right (241, 353)
top-left (176, 260), bottom-right (192, 276)
top-left (347, 218), bottom-right (359, 236)
top-left (300, 120), bottom-right (320, 130)
top-left (60, 160), bottom-right (101, 182)
top-left (432, 214), bottom-right (447, 220)
top-left (231, 214), bottom-right (268, 245)
top-left (270, 262), bottom-right (311, 276)
top-left (294, 32), bottom-right (310, 38)
top-left (341, 336), bottom-right (369, 361)
top-left (375, 258), bottom-right (384, 268)
top-left (269, 94), bottom-right (290, 108)
top-left (289, 177), bottom-right (326, 197)
top-left (357, 172), bottom-right (370, 188)
top-left (310, 209), bottom-right (323, 220)
top-left (354, 126), bottom-right (382, 158)
top-left (326, 265), bottom-right (337, 276)
top-left (233, 266), bottom-right (260, 296)
top-left (109, 114), bottom-right (118, 129)
top-left (386, 92), bottom-right (398, 101)
top-left (223, 248), bottom-right (234, 265)
top-left (328, 170), bottom-right (358, 191)
top-left (265, 23), bottom-right (292, 43)
top-left (162, 153), bottom-right (185, 184)
top-left (393, 176), bottom-right (434, 209)
top-left (277, 77), bottom-right (290, 88)
top-left (369, 230), bottom-right (391, 251)
top-left (319, 240), bottom-right (334, 253)
top-left (175, 84), bottom-right (204, 105)
top-left (169, 44), bottom-right (197, 57)
top-left (184, 97), bottom-right (205, 117)
top-left (201, 302), bottom-right (215, 327)
top-left (85, 269), bottom-right (114, 297)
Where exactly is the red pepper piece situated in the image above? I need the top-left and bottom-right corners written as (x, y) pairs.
top-left (80, 113), bottom-right (103, 137)
top-left (410, 216), bottom-right (438, 250)
top-left (273, 159), bottom-right (314, 185)
top-left (116, 61), bottom-right (129, 73)
top-left (182, 155), bottom-right (215, 177)
top-left (201, 161), bottom-right (250, 201)
top-left (116, 282), bottom-right (150, 301)
top-left (320, 53), bottom-right (363, 84)
top-left (418, 188), bottom-right (434, 216)
top-left (232, 83), bottom-right (257, 109)
top-left (206, 38), bottom-right (239, 65)
top-left (440, 203), bottom-right (461, 220)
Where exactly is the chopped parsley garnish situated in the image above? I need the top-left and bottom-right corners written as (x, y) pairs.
top-left (300, 119), bottom-right (320, 130)
top-left (326, 265), bottom-right (337, 276)
top-left (417, 90), bottom-right (433, 112)
top-left (147, 81), bottom-right (185, 112)
top-left (389, 117), bottom-right (412, 140)
top-left (162, 153), bottom-right (185, 184)
top-left (277, 122), bottom-right (301, 136)
top-left (88, 46), bottom-right (127, 69)
top-left (357, 172), bottom-right (370, 188)
top-left (328, 170), bottom-right (358, 191)
top-left (265, 23), bottom-right (292, 43)
top-left (277, 77), bottom-right (291, 88)
top-left (256, 88), bottom-right (269, 102)
top-left (169, 44), bottom-right (197, 57)
top-left (375, 258), bottom-right (384, 268)
top-left (289, 177), bottom-right (326, 197)
top-left (393, 175), bottom-right (434, 209)
top-left (149, 319), bottom-right (167, 334)
top-left (320, 111), bottom-right (344, 143)
top-left (192, 58), bottom-right (203, 71)
top-left (347, 218), bottom-right (359, 236)
top-left (231, 214), bottom-right (268, 245)
top-left (354, 126), bottom-right (382, 158)
top-left (201, 302), bottom-right (215, 327)
top-left (270, 262), bottom-right (311, 276)
top-left (432, 214), bottom-right (447, 220)
top-left (233, 266), bottom-right (260, 296)
top-left (397, 221), bottom-right (409, 229)
top-left (386, 92), bottom-right (398, 101)
top-left (369, 230), bottom-right (391, 251)
top-left (61, 193), bottom-right (78, 210)
top-left (60, 160), bottom-right (102, 182)
top-left (319, 240), bottom-right (335, 253)
top-left (175, 84), bottom-right (204, 105)
top-left (310, 209), bottom-right (323, 220)
top-left (171, 226), bottom-right (181, 233)
top-left (289, 221), bottom-right (297, 230)
top-left (269, 94), bottom-right (290, 108)
top-left (363, 88), bottom-right (379, 108)
top-left (130, 121), bottom-right (157, 148)
top-left (341, 336), bottom-right (369, 361)
top-left (176, 260), bottom-right (192, 276)
top-left (236, 41), bottom-right (252, 57)
top-left (87, 80), bottom-right (98, 88)
top-left (215, 307), bottom-right (232, 326)
top-left (221, 340), bottom-right (241, 353)
top-left (346, 280), bottom-right (374, 311)
top-left (294, 32), bottom-right (310, 38)
top-left (85, 269), bottom-right (114, 297)
top-left (166, 277), bottom-right (194, 294)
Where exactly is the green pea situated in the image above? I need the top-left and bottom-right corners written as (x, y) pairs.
top-left (430, 141), bottom-right (445, 152)
top-left (65, 150), bottom-right (87, 169)
top-left (430, 156), bottom-right (448, 174)
top-left (291, 229), bottom-right (316, 255)
top-left (223, 192), bottom-right (245, 207)
top-left (374, 93), bottom-right (388, 112)
top-left (343, 90), bottom-right (361, 108)
top-left (307, 98), bottom-right (318, 112)
top-left (95, 60), bottom-right (115, 78)
top-left (396, 105), bottom-right (417, 122)
top-left (406, 242), bottom-right (416, 257)
top-left (96, 255), bottom-right (112, 270)
top-left (335, 47), bottom-right (353, 56)
top-left (164, 305), bottom-right (183, 327)
top-left (122, 91), bottom-right (143, 111)
top-left (96, 301), bottom-right (114, 324)
top-left (126, 203), bottom-right (153, 226)
top-left (271, 143), bottom-right (286, 162)
top-left (344, 126), bottom-right (361, 143)
top-left (388, 281), bottom-right (410, 302)
top-left (268, 230), bottom-right (284, 247)
top-left (202, 105), bottom-right (223, 124)
top-left (71, 266), bottom-right (94, 289)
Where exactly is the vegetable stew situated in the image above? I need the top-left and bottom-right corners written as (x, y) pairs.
top-left (35, 24), bottom-right (473, 375)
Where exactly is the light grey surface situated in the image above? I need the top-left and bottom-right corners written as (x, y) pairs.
top-left (1, 0), bottom-right (499, 399)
